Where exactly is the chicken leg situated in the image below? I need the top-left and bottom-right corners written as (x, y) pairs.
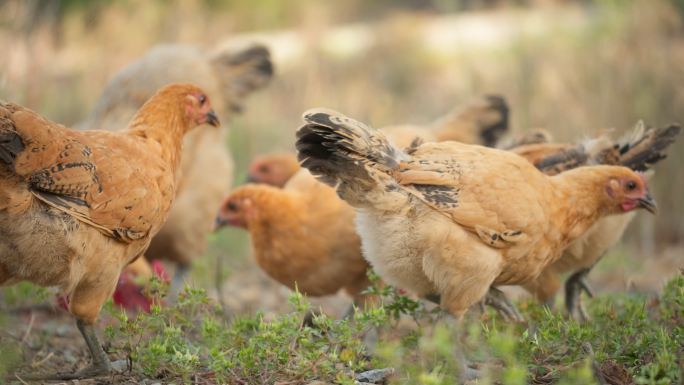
top-left (66, 319), bottom-right (112, 379)
top-left (565, 267), bottom-right (594, 322)
top-left (18, 318), bottom-right (112, 381)
top-left (426, 287), bottom-right (524, 323)
top-left (4, 256), bottom-right (117, 381)
top-left (483, 287), bottom-right (524, 323)
top-left (19, 271), bottom-right (119, 381)
top-left (442, 312), bottom-right (481, 382)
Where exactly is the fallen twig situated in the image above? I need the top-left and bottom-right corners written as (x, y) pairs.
top-left (21, 312), bottom-right (35, 343)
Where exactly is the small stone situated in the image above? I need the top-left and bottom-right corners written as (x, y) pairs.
top-left (355, 368), bottom-right (395, 383)
top-left (111, 359), bottom-right (129, 373)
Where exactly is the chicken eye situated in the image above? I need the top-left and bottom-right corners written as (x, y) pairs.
top-left (258, 164), bottom-right (270, 173)
top-left (198, 94), bottom-right (206, 105)
top-left (226, 202), bottom-right (238, 211)
top-left (625, 181), bottom-right (637, 191)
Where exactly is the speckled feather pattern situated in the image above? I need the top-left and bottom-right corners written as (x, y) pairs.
top-left (1, 102), bottom-right (175, 242)
top-left (0, 84), bottom-right (204, 324)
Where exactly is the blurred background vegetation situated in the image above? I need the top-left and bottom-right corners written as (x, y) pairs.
top-left (0, 0), bottom-right (682, 296)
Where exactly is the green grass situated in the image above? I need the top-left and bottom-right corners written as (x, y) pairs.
top-left (3, 271), bottom-right (677, 384)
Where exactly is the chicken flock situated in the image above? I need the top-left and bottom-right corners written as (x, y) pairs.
top-left (0, 42), bottom-right (681, 381)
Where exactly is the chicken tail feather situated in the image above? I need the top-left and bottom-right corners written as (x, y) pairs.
top-left (478, 95), bottom-right (510, 147)
top-left (615, 122), bottom-right (681, 171)
top-left (296, 108), bottom-right (406, 187)
top-left (535, 122), bottom-right (681, 174)
top-left (432, 95), bottom-right (509, 147)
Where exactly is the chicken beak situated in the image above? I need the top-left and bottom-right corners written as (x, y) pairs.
top-left (245, 173), bottom-right (258, 184)
top-left (637, 191), bottom-right (658, 215)
top-left (206, 110), bottom-right (220, 127)
top-left (213, 215), bottom-right (227, 231)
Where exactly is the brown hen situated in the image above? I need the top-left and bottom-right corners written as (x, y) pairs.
top-left (0, 83), bottom-right (218, 380)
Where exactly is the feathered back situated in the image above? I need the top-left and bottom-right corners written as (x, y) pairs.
top-left (296, 108), bottom-right (405, 187)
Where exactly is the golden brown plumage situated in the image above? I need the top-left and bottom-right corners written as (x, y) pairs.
top-left (216, 170), bottom-right (371, 307)
top-left (0, 83), bottom-right (217, 379)
top-left (512, 122), bottom-right (681, 320)
top-left (295, 109), bottom-right (656, 319)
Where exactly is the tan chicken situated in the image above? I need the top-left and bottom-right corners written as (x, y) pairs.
top-left (295, 108), bottom-right (656, 324)
top-left (82, 43), bottom-right (273, 293)
top-left (246, 95), bottom-right (510, 187)
top-left (216, 170), bottom-right (371, 313)
top-left (512, 122), bottom-right (681, 320)
top-left (0, 83), bottom-right (218, 380)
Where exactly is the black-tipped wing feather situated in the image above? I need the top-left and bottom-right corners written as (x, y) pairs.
top-left (617, 123), bottom-right (681, 171)
top-left (296, 108), bottom-right (406, 187)
top-left (533, 122), bottom-right (681, 175)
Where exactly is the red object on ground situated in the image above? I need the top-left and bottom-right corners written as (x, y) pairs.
top-left (112, 260), bottom-right (169, 313)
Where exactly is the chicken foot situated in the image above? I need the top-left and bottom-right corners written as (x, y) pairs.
top-left (69, 319), bottom-right (113, 378)
top-left (483, 286), bottom-right (524, 323)
top-left (565, 267), bottom-right (594, 322)
top-left (426, 287), bottom-right (524, 323)
top-left (18, 319), bottom-right (112, 381)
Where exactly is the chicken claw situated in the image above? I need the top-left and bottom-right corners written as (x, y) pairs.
top-left (18, 320), bottom-right (113, 381)
top-left (428, 289), bottom-right (523, 323)
top-left (484, 287), bottom-right (525, 323)
top-left (565, 267), bottom-right (594, 322)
